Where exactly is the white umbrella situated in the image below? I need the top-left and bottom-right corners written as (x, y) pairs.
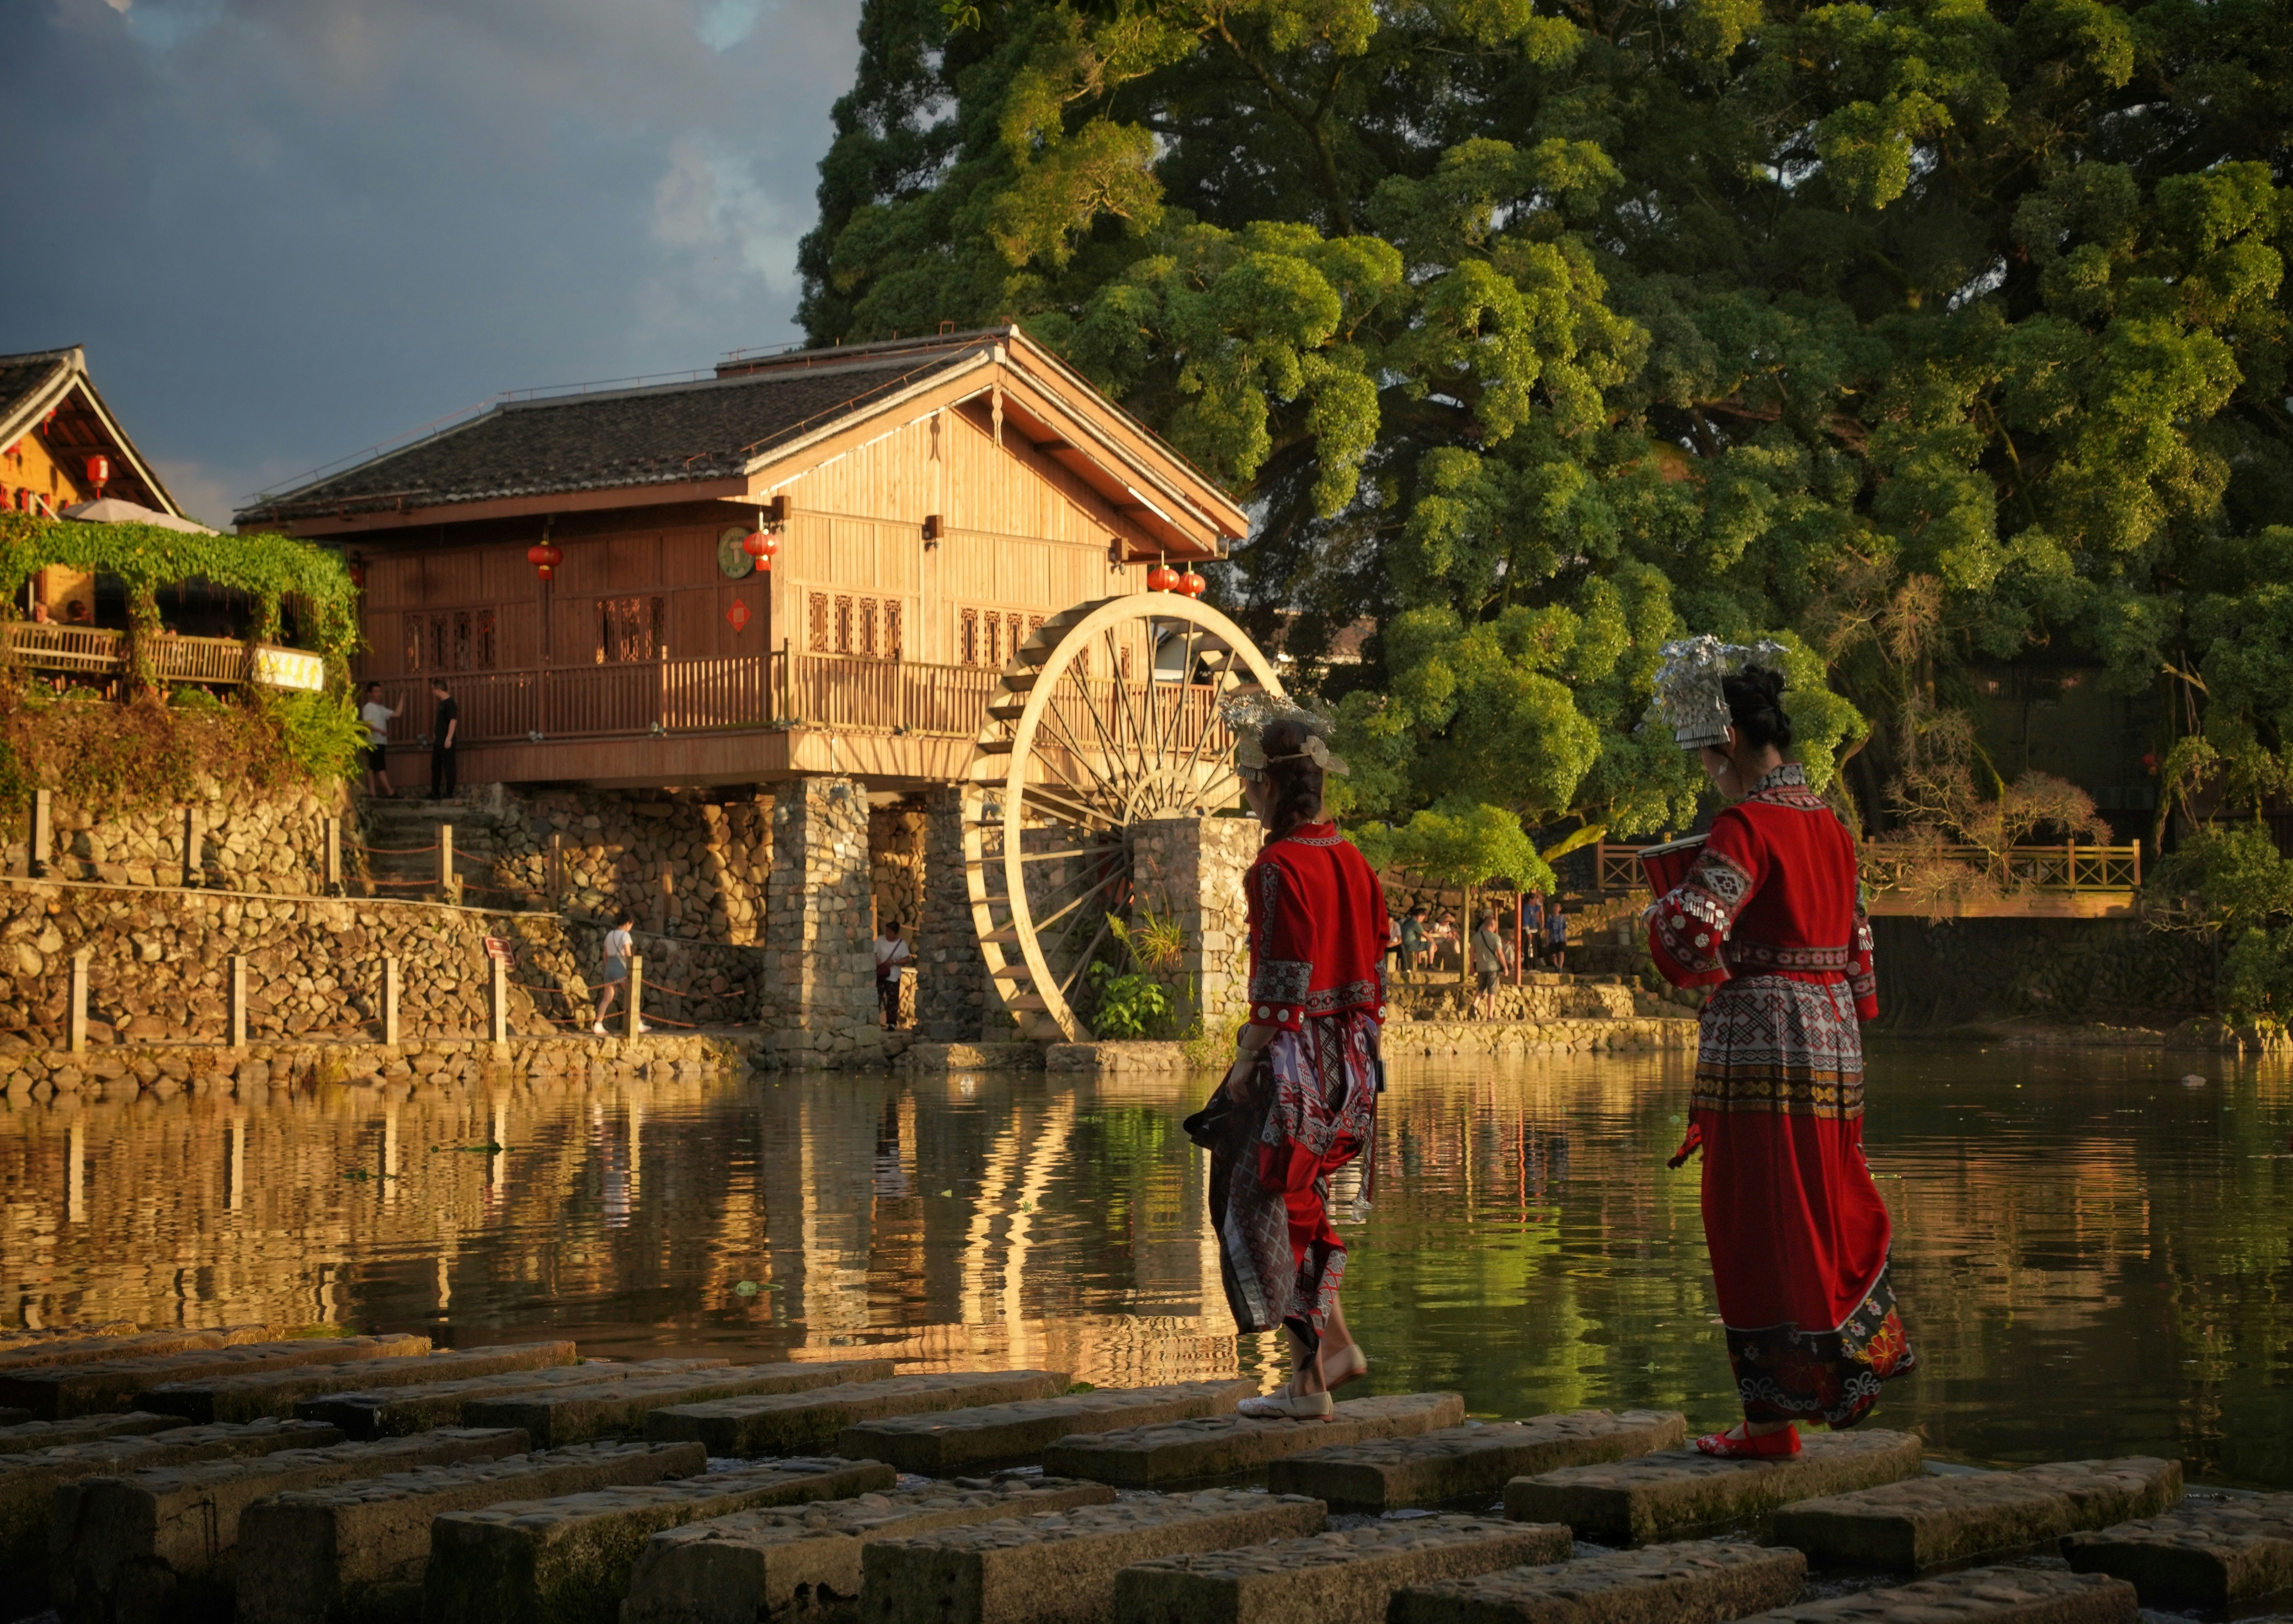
top-left (60, 497), bottom-right (216, 534)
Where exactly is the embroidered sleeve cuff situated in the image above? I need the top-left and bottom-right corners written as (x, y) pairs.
top-left (1248, 1001), bottom-right (1305, 1032)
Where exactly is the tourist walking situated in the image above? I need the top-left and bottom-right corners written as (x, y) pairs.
top-left (1646, 641), bottom-right (1913, 1455)
top-left (1522, 893), bottom-right (1544, 966)
top-left (1193, 693), bottom-right (1387, 1420)
top-left (360, 682), bottom-right (398, 799)
top-left (1545, 898), bottom-right (1568, 971)
top-left (428, 680), bottom-right (459, 801)
top-left (593, 914), bottom-right (649, 1034)
top-left (874, 918), bottom-right (912, 1027)
top-left (1471, 908), bottom-right (1508, 1019)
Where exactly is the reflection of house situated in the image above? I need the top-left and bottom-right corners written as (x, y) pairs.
top-left (239, 329), bottom-right (1248, 790)
top-left (1, 346), bottom-right (191, 618)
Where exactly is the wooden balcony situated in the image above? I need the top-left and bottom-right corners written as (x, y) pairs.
top-left (7, 623), bottom-right (266, 686)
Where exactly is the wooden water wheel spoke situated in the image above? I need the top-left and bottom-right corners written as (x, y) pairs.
top-left (963, 594), bottom-right (1285, 1042)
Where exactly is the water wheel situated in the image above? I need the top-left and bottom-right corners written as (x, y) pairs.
top-left (962, 594), bottom-right (1286, 1043)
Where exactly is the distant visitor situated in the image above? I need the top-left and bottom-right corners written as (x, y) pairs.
top-left (360, 681), bottom-right (398, 799)
top-left (429, 679), bottom-right (459, 801)
top-left (874, 918), bottom-right (911, 1028)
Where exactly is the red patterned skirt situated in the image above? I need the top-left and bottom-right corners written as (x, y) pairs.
top-left (1694, 974), bottom-right (1915, 1426)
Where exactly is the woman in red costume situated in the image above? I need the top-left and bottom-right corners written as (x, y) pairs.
top-left (1198, 697), bottom-right (1388, 1420)
top-left (1646, 647), bottom-right (1915, 1456)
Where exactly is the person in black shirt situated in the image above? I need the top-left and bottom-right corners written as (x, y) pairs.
top-left (429, 680), bottom-right (459, 800)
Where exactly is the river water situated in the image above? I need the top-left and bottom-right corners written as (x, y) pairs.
top-left (2, 1041), bottom-right (2288, 1489)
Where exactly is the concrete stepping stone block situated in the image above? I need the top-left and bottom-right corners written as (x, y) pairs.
top-left (48, 1426), bottom-right (525, 1624)
top-left (424, 1456), bottom-right (895, 1624)
top-left (0, 1411), bottom-right (181, 1451)
top-left (138, 1338), bottom-right (577, 1424)
top-left (648, 1371), bottom-right (1067, 1459)
top-left (1267, 1410), bottom-right (1687, 1511)
top-left (1113, 1512), bottom-right (1567, 1624)
top-left (471, 1360), bottom-right (897, 1448)
top-left (1041, 1392), bottom-right (1467, 1489)
top-left (0, 1324), bottom-right (276, 1373)
top-left (1, 1417), bottom-right (344, 1611)
top-left (858, 1487), bottom-right (1327, 1624)
top-left (301, 1357), bottom-right (730, 1439)
top-left (2060, 1490), bottom-right (2293, 1609)
top-left (622, 1475), bottom-right (1118, 1624)
top-left (1387, 1537), bottom-right (1808, 1624)
top-left (1734, 1564), bottom-right (2138, 1622)
top-left (1775, 1457), bottom-right (2184, 1571)
top-left (1505, 1430), bottom-right (1923, 1544)
top-left (0, 1332), bottom-right (431, 1420)
top-left (834, 1381), bottom-right (1258, 1473)
top-left (234, 1438), bottom-right (706, 1624)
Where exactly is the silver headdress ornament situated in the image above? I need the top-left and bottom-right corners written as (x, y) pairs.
top-left (1220, 687), bottom-right (1350, 777)
top-left (1652, 635), bottom-right (1789, 749)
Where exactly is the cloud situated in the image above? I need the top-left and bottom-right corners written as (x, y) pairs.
top-left (0, 0), bottom-right (862, 515)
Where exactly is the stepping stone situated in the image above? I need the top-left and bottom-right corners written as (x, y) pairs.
top-left (1505, 1430), bottom-right (1923, 1543)
top-left (0, 1410), bottom-right (181, 1451)
top-left (622, 1475), bottom-right (1118, 1624)
top-left (1, 1417), bottom-right (343, 1611)
top-left (835, 1380), bottom-right (1259, 1473)
top-left (0, 1332), bottom-right (431, 1419)
top-left (1388, 1538), bottom-right (1808, 1624)
top-left (648, 1370), bottom-right (1067, 1458)
top-left (49, 1426), bottom-right (525, 1624)
top-left (301, 1356), bottom-right (731, 1439)
top-left (1041, 1392), bottom-right (1467, 1488)
top-left (1734, 1564), bottom-right (2139, 1622)
top-left (861, 1488), bottom-right (1327, 1624)
top-left (425, 1456), bottom-right (894, 1624)
top-left (1114, 1513), bottom-right (1567, 1624)
top-left (471, 1360), bottom-right (897, 1448)
top-left (0, 1323), bottom-right (276, 1372)
top-left (0, 1405), bottom-right (23, 1427)
top-left (2061, 1490), bottom-right (2293, 1609)
top-left (1775, 1457), bottom-right (2184, 1571)
top-left (1267, 1410), bottom-right (1687, 1510)
top-left (139, 1338), bottom-right (577, 1423)
top-left (235, 1439), bottom-right (706, 1624)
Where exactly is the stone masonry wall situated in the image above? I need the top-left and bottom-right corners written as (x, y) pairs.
top-left (869, 799), bottom-right (925, 935)
top-left (762, 777), bottom-right (878, 1059)
top-left (502, 790), bottom-right (772, 943)
top-left (915, 788), bottom-right (989, 1041)
top-left (2, 782), bottom-right (350, 895)
top-left (1128, 815), bottom-right (1256, 1035)
top-left (1870, 915), bottom-right (2216, 1028)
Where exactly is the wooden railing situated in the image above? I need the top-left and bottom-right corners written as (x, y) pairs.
top-left (6, 624), bottom-right (271, 687)
top-left (1594, 839), bottom-right (2143, 895)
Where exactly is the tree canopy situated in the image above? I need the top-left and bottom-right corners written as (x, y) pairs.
top-left (800, 0), bottom-right (2292, 851)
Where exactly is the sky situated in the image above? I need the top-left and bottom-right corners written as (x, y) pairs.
top-left (0, 0), bottom-right (864, 526)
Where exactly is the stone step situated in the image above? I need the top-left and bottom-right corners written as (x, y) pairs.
top-left (2060, 1489), bottom-right (2293, 1609)
top-left (0, 1405), bottom-right (22, 1427)
top-left (860, 1488), bottom-right (1328, 1624)
top-left (235, 1439), bottom-right (706, 1624)
top-left (139, 1338), bottom-right (577, 1424)
top-left (0, 1323), bottom-right (277, 1372)
top-left (834, 1381), bottom-right (1259, 1474)
top-left (1774, 1457), bottom-right (2184, 1571)
top-left (49, 1426), bottom-right (525, 1624)
top-left (1041, 1392), bottom-right (1467, 1489)
top-left (0, 1410), bottom-right (181, 1451)
top-left (302, 1357), bottom-right (731, 1439)
top-left (0, 1332), bottom-right (431, 1420)
top-left (1505, 1430), bottom-right (1924, 1544)
top-left (1113, 1513), bottom-right (1567, 1624)
top-left (622, 1476), bottom-right (1118, 1624)
top-left (1734, 1565), bottom-right (2140, 1622)
top-left (2, 1417), bottom-right (343, 1612)
top-left (647, 1370), bottom-right (1069, 1459)
top-left (468, 1360), bottom-right (897, 1448)
top-left (425, 1456), bottom-right (895, 1624)
top-left (1389, 1537), bottom-right (1806, 1624)
top-left (1267, 1409), bottom-right (1686, 1511)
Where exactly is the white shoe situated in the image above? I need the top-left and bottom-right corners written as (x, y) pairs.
top-left (1236, 1385), bottom-right (1333, 1420)
top-left (592, 1021), bottom-right (607, 1035)
top-left (638, 1022), bottom-right (653, 1034)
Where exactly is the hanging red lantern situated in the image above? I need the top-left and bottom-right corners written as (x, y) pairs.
top-left (1179, 568), bottom-right (1208, 599)
top-left (84, 454), bottom-right (110, 496)
top-left (1146, 563), bottom-right (1176, 592)
top-left (743, 527), bottom-right (779, 570)
top-left (527, 540), bottom-right (563, 581)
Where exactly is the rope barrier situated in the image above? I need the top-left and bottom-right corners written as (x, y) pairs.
top-left (347, 842), bottom-right (440, 856)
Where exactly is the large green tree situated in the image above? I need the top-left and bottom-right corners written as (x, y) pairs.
top-left (799, 0), bottom-right (2292, 848)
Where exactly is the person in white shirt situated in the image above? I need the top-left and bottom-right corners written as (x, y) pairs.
top-left (358, 682), bottom-right (398, 799)
top-left (593, 915), bottom-right (648, 1034)
top-left (874, 920), bottom-right (912, 1028)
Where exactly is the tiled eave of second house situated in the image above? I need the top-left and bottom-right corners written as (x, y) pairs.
top-left (241, 337), bottom-right (1248, 562)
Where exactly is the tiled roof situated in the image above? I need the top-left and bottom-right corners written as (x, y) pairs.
top-left (239, 346), bottom-right (983, 525)
top-left (0, 348), bottom-right (75, 441)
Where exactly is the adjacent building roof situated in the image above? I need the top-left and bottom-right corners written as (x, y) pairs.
top-left (0, 346), bottom-right (185, 518)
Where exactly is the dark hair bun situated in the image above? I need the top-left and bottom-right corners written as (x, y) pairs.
top-left (1721, 664), bottom-right (1794, 752)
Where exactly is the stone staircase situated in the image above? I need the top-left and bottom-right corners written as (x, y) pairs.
top-left (349, 795), bottom-right (542, 909)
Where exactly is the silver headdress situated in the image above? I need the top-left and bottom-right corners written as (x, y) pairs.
top-left (1220, 687), bottom-right (1349, 777)
top-left (1652, 636), bottom-right (1788, 749)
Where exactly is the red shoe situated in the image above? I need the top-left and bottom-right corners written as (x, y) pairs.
top-left (1696, 1423), bottom-right (1801, 1458)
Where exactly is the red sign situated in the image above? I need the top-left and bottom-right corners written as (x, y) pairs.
top-left (484, 936), bottom-right (512, 965)
top-left (726, 600), bottom-right (751, 633)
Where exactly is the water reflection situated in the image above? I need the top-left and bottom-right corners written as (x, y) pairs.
top-left (0, 1044), bottom-right (2287, 1488)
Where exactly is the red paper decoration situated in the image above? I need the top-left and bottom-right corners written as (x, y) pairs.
top-left (1178, 569), bottom-right (1208, 598)
top-left (743, 528), bottom-right (779, 570)
top-left (84, 454), bottom-right (110, 495)
top-left (726, 600), bottom-right (751, 633)
top-left (1147, 563), bottom-right (1177, 592)
top-left (526, 541), bottom-right (563, 581)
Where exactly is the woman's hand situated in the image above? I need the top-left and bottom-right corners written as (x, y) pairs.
top-left (1220, 1053), bottom-right (1254, 1100)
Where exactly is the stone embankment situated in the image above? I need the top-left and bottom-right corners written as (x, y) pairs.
top-left (0, 1325), bottom-right (2248, 1624)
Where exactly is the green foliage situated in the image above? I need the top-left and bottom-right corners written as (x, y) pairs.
top-left (804, 0), bottom-right (2293, 842)
top-left (1369, 801), bottom-right (1556, 895)
top-left (2150, 823), bottom-right (2293, 1023)
top-left (1085, 959), bottom-right (1175, 1038)
top-left (265, 691), bottom-right (372, 786)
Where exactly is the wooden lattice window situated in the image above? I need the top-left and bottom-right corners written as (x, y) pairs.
top-left (473, 609), bottom-right (497, 669)
top-left (883, 601), bottom-right (903, 661)
top-left (598, 597), bottom-right (663, 663)
top-left (809, 593), bottom-right (830, 652)
top-left (858, 598), bottom-right (878, 658)
top-left (834, 595), bottom-right (855, 654)
top-left (960, 608), bottom-right (979, 665)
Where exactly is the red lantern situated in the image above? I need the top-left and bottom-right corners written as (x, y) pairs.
top-left (84, 454), bottom-right (110, 496)
top-left (527, 540), bottom-right (563, 581)
top-left (743, 528), bottom-right (779, 571)
top-left (1146, 563), bottom-right (1176, 592)
top-left (1179, 569), bottom-right (1208, 599)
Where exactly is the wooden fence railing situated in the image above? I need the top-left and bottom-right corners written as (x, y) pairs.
top-left (7, 624), bottom-right (264, 687)
top-left (1594, 839), bottom-right (2144, 895)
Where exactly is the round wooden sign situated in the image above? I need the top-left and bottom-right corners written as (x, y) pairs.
top-left (716, 525), bottom-right (756, 579)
